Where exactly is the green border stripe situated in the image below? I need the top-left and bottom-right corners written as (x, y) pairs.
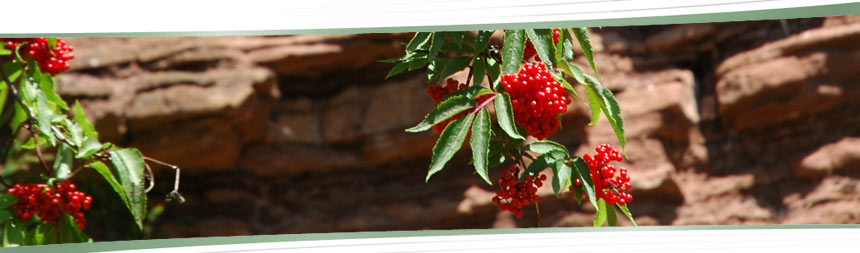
top-left (2, 225), bottom-right (858, 252)
top-left (0, 3), bottom-right (858, 37)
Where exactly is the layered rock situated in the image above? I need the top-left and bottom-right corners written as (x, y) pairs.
top-left (53, 15), bottom-right (860, 240)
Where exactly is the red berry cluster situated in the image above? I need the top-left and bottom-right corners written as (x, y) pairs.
top-left (523, 29), bottom-right (560, 61)
top-left (426, 78), bottom-right (492, 134)
top-left (6, 181), bottom-right (93, 229)
top-left (1, 38), bottom-right (75, 76)
top-left (571, 144), bottom-right (633, 205)
top-left (501, 62), bottom-right (570, 140)
top-left (492, 164), bottom-right (546, 218)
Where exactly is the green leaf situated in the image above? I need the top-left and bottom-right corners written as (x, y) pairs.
top-left (617, 204), bottom-right (638, 226)
top-left (486, 57), bottom-right (501, 90)
top-left (406, 94), bottom-right (476, 133)
top-left (3, 221), bottom-right (25, 247)
top-left (109, 148), bottom-right (148, 230)
top-left (572, 27), bottom-right (599, 78)
top-left (47, 38), bottom-right (58, 52)
top-left (487, 139), bottom-right (506, 168)
top-left (58, 214), bottom-right (90, 243)
top-left (501, 30), bottom-right (526, 73)
top-left (560, 28), bottom-right (575, 62)
top-left (407, 56), bottom-right (429, 71)
top-left (552, 159), bottom-right (572, 195)
top-left (72, 101), bottom-right (98, 140)
top-left (427, 112), bottom-right (476, 182)
top-left (427, 58), bottom-right (449, 83)
top-left (428, 32), bottom-right (446, 62)
top-left (524, 140), bottom-right (569, 155)
top-left (583, 83), bottom-right (601, 126)
top-left (520, 150), bottom-right (566, 182)
top-left (31, 82), bottom-right (57, 146)
top-left (52, 143), bottom-right (73, 179)
top-left (551, 70), bottom-right (582, 102)
top-left (571, 180), bottom-right (583, 205)
top-left (437, 56), bottom-right (471, 83)
top-left (526, 29), bottom-right (557, 69)
top-left (0, 193), bottom-right (17, 209)
top-left (571, 156), bottom-right (599, 210)
top-left (34, 222), bottom-right (58, 245)
top-left (35, 71), bottom-right (68, 111)
top-left (559, 60), bottom-right (585, 85)
top-left (385, 61), bottom-right (409, 80)
top-left (470, 109), bottom-right (492, 185)
top-left (492, 92), bottom-right (524, 140)
top-left (594, 198), bottom-right (608, 227)
top-left (10, 103), bottom-right (26, 136)
top-left (472, 56), bottom-right (485, 85)
top-left (449, 32), bottom-right (464, 48)
top-left (473, 30), bottom-right (494, 55)
top-left (406, 32), bottom-right (432, 52)
top-left (89, 161), bottom-right (132, 219)
top-left (76, 138), bottom-right (102, 159)
top-left (0, 47), bottom-right (10, 56)
top-left (607, 203), bottom-right (618, 226)
top-left (597, 85), bottom-right (626, 151)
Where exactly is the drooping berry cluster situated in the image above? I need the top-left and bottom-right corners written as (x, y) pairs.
top-left (7, 181), bottom-right (93, 229)
top-left (571, 144), bottom-right (633, 206)
top-left (492, 164), bottom-right (547, 218)
top-left (426, 78), bottom-right (492, 134)
top-left (1, 38), bottom-right (75, 76)
top-left (501, 62), bottom-right (570, 140)
top-left (522, 29), bottom-right (560, 61)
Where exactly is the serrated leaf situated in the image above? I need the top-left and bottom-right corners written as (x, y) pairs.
top-left (487, 139), bottom-right (506, 168)
top-left (90, 161), bottom-right (132, 219)
top-left (428, 32), bottom-right (446, 62)
top-left (109, 148), bottom-right (147, 230)
top-left (407, 56), bottom-right (429, 71)
top-left (608, 204), bottom-right (618, 226)
top-left (559, 60), bottom-right (585, 85)
top-left (561, 28), bottom-right (575, 62)
top-left (406, 32), bottom-right (432, 52)
top-left (572, 27), bottom-right (599, 78)
top-left (76, 138), bottom-right (102, 159)
top-left (571, 181), bottom-right (584, 205)
top-left (385, 62), bottom-right (409, 80)
top-left (427, 58), bottom-right (449, 83)
top-left (427, 112), bottom-right (476, 182)
top-left (472, 56), bottom-right (485, 85)
top-left (501, 30), bottom-right (526, 73)
top-left (3, 221), bottom-right (25, 247)
top-left (597, 85), bottom-right (626, 151)
top-left (524, 140), bottom-right (569, 155)
top-left (64, 118), bottom-right (84, 147)
top-left (551, 70), bottom-right (582, 102)
top-left (493, 92), bottom-right (524, 140)
top-left (584, 83), bottom-right (601, 126)
top-left (449, 32), bottom-right (464, 48)
top-left (486, 57), bottom-right (501, 90)
top-left (526, 29), bottom-right (557, 69)
top-left (520, 150), bottom-right (566, 182)
top-left (35, 69), bottom-right (68, 111)
top-left (0, 193), bottom-right (17, 209)
top-left (617, 204), bottom-right (638, 226)
top-left (437, 56), bottom-right (471, 83)
top-left (470, 109), bottom-right (491, 185)
top-left (59, 213), bottom-right (90, 243)
top-left (474, 30), bottom-right (494, 55)
top-left (594, 198), bottom-right (608, 227)
top-left (406, 94), bottom-right (475, 133)
top-left (72, 101), bottom-right (98, 140)
top-left (571, 156), bottom-right (598, 211)
top-left (33, 84), bottom-right (57, 146)
top-left (52, 143), bottom-right (73, 179)
top-left (552, 159), bottom-right (572, 195)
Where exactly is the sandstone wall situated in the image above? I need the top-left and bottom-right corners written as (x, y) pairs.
top-left (56, 15), bottom-right (860, 239)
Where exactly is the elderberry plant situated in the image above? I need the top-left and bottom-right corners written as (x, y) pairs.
top-left (384, 29), bottom-right (636, 226)
top-left (0, 38), bottom-right (184, 246)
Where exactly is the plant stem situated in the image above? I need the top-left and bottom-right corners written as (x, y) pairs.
top-left (465, 65), bottom-right (474, 86)
top-left (535, 202), bottom-right (542, 227)
top-left (29, 125), bottom-right (53, 177)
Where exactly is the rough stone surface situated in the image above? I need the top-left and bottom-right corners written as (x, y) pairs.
top-left (52, 16), bottom-right (860, 240)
